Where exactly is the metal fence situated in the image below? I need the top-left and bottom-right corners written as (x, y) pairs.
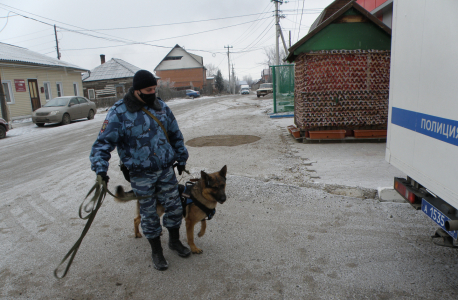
top-left (271, 64), bottom-right (295, 113)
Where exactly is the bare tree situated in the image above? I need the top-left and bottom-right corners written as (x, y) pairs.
top-left (242, 75), bottom-right (254, 86)
top-left (263, 46), bottom-right (287, 67)
top-left (205, 63), bottom-right (218, 77)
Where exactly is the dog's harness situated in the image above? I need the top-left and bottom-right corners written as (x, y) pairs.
top-left (180, 182), bottom-right (216, 220)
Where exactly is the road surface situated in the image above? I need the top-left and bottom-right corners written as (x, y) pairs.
top-left (1, 94), bottom-right (457, 299)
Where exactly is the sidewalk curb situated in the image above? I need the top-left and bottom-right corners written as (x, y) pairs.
top-left (378, 187), bottom-right (406, 203)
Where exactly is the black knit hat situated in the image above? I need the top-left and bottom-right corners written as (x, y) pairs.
top-left (133, 70), bottom-right (157, 90)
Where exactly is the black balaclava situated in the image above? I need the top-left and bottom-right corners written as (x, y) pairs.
top-left (132, 70), bottom-right (160, 110)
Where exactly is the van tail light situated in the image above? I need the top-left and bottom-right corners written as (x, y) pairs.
top-left (394, 178), bottom-right (420, 204)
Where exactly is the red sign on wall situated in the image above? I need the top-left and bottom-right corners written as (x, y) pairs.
top-left (14, 79), bottom-right (27, 92)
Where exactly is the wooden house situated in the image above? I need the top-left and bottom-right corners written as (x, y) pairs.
top-left (82, 55), bottom-right (157, 104)
top-left (0, 42), bottom-right (87, 121)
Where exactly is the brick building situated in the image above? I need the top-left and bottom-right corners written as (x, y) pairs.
top-left (154, 45), bottom-right (206, 90)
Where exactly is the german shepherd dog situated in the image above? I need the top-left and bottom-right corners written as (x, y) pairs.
top-left (115, 165), bottom-right (227, 254)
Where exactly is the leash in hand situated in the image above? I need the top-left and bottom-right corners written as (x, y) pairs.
top-left (54, 175), bottom-right (112, 279)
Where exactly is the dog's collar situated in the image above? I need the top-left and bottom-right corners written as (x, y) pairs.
top-left (190, 193), bottom-right (216, 220)
top-left (182, 182), bottom-right (216, 220)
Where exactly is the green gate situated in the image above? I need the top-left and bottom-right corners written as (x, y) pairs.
top-left (271, 64), bottom-right (295, 113)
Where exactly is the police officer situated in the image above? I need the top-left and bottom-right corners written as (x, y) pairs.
top-left (90, 70), bottom-right (190, 271)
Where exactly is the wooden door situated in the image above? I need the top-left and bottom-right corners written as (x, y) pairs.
top-left (116, 85), bottom-right (125, 99)
top-left (28, 79), bottom-right (41, 111)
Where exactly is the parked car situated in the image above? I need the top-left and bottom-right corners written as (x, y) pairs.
top-left (0, 117), bottom-right (9, 139)
top-left (32, 96), bottom-right (96, 127)
top-left (256, 83), bottom-right (273, 98)
top-left (186, 89), bottom-right (200, 98)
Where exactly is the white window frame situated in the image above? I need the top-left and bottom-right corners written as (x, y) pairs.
top-left (88, 89), bottom-right (95, 100)
top-left (43, 81), bottom-right (52, 101)
top-left (1, 80), bottom-right (15, 104)
top-left (56, 82), bottom-right (63, 97)
top-left (73, 82), bottom-right (79, 96)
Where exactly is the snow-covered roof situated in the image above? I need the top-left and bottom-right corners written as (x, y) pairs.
top-left (155, 44), bottom-right (205, 71)
top-left (0, 42), bottom-right (87, 71)
top-left (82, 58), bottom-right (156, 82)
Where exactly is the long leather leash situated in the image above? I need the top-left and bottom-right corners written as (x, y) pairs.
top-left (54, 168), bottom-right (191, 279)
top-left (54, 175), bottom-right (109, 278)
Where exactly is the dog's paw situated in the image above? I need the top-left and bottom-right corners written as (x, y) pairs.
top-left (135, 233), bottom-right (142, 238)
top-left (191, 247), bottom-right (203, 254)
top-left (197, 231), bottom-right (205, 238)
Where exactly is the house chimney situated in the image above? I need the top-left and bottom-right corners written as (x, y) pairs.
top-left (100, 54), bottom-right (105, 64)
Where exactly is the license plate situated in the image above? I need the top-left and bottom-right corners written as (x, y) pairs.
top-left (422, 198), bottom-right (458, 239)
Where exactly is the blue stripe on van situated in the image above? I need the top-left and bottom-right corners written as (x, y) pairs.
top-left (391, 107), bottom-right (458, 147)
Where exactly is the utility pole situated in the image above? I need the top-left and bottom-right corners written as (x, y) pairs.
top-left (232, 64), bottom-right (235, 94)
top-left (224, 45), bottom-right (233, 93)
top-left (54, 25), bottom-right (61, 60)
top-left (273, 0), bottom-right (283, 66)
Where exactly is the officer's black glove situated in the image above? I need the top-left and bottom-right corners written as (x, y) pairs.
top-left (177, 165), bottom-right (186, 176)
top-left (97, 172), bottom-right (110, 184)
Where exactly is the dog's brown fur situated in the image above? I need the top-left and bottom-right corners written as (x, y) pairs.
top-left (115, 165), bottom-right (227, 254)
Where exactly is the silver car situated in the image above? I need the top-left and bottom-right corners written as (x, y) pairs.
top-left (32, 96), bottom-right (96, 127)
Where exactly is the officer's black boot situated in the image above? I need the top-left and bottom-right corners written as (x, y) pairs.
top-left (167, 227), bottom-right (191, 257)
top-left (147, 237), bottom-right (168, 271)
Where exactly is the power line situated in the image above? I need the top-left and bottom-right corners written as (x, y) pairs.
top-left (0, 28), bottom-right (50, 41)
top-left (230, 13), bottom-right (273, 49)
top-left (3, 3), bottom-right (271, 57)
top-left (3, 33), bottom-right (54, 45)
top-left (130, 18), bottom-right (271, 44)
top-left (0, 11), bottom-right (14, 33)
top-left (230, 1), bottom-right (273, 45)
top-left (298, 0), bottom-right (306, 40)
top-left (64, 12), bottom-right (270, 32)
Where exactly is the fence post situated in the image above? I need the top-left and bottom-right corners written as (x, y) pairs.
top-left (272, 66), bottom-right (277, 114)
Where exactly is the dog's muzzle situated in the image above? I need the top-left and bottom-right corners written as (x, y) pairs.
top-left (217, 196), bottom-right (226, 204)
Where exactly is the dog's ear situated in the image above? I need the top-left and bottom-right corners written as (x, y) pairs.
top-left (219, 165), bottom-right (227, 178)
top-left (201, 170), bottom-right (210, 187)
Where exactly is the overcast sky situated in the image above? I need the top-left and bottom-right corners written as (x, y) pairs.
top-left (0, 0), bottom-right (333, 82)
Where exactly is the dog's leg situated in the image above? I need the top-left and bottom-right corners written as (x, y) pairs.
top-left (197, 220), bottom-right (206, 237)
top-left (134, 200), bottom-right (142, 238)
top-left (186, 218), bottom-right (202, 254)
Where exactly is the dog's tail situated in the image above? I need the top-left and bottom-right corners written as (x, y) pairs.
top-left (114, 185), bottom-right (137, 203)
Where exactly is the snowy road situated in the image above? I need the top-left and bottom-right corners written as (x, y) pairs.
top-left (1, 94), bottom-right (457, 299)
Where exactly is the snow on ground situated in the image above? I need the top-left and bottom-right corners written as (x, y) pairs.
top-left (6, 96), bottom-right (219, 139)
top-left (6, 113), bottom-right (107, 139)
top-left (166, 95), bottom-right (217, 106)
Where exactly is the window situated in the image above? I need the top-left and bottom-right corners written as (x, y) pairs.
top-left (77, 97), bottom-right (88, 104)
top-left (1, 81), bottom-right (14, 104)
top-left (73, 82), bottom-right (79, 96)
top-left (56, 82), bottom-right (63, 97)
top-left (43, 82), bottom-right (52, 101)
top-left (88, 89), bottom-right (95, 100)
top-left (69, 98), bottom-right (78, 106)
top-left (164, 56), bottom-right (183, 60)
